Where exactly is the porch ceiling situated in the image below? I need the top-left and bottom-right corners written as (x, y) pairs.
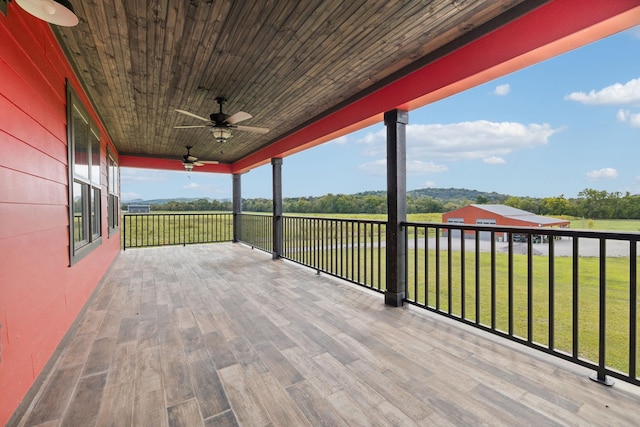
top-left (52, 1), bottom-right (640, 173)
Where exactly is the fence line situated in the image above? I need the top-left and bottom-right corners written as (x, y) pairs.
top-left (237, 213), bottom-right (273, 253)
top-left (281, 216), bottom-right (386, 292)
top-left (122, 213), bottom-right (232, 249)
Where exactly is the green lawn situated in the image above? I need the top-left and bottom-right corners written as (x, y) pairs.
top-left (568, 217), bottom-right (640, 232)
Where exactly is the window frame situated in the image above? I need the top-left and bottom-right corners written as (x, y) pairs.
top-left (67, 81), bottom-right (102, 265)
top-left (107, 148), bottom-right (120, 236)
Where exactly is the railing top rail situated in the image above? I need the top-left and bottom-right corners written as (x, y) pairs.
top-left (283, 214), bottom-right (386, 225)
top-left (402, 221), bottom-right (640, 241)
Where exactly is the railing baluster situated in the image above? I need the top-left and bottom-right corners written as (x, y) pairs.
top-left (461, 228), bottom-right (465, 319)
top-left (508, 232), bottom-right (514, 336)
top-left (549, 234), bottom-right (555, 350)
top-left (629, 240), bottom-right (637, 380)
top-left (475, 230), bottom-right (480, 325)
top-left (573, 236), bottom-right (579, 359)
top-left (425, 226), bottom-right (429, 307)
top-left (416, 226), bottom-right (420, 301)
top-left (447, 227), bottom-right (452, 314)
top-left (435, 228), bottom-right (440, 310)
top-left (491, 231), bottom-right (496, 330)
top-left (377, 223), bottom-right (381, 291)
top-left (591, 238), bottom-right (613, 385)
top-left (527, 232), bottom-right (533, 342)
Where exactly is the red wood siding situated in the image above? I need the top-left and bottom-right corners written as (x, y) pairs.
top-left (0, 5), bottom-right (120, 424)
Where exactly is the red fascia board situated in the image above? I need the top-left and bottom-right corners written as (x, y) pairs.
top-left (119, 155), bottom-right (233, 173)
top-left (231, 0), bottom-right (640, 174)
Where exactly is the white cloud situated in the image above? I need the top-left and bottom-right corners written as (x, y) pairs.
top-left (357, 159), bottom-right (448, 176)
top-left (586, 168), bottom-right (618, 180)
top-left (120, 167), bottom-right (170, 182)
top-left (617, 109), bottom-right (640, 127)
top-left (121, 191), bottom-right (141, 201)
top-left (422, 181), bottom-right (436, 188)
top-left (328, 135), bottom-right (349, 145)
top-left (483, 156), bottom-right (506, 164)
top-left (407, 160), bottom-right (448, 175)
top-left (357, 159), bottom-right (386, 176)
top-left (181, 181), bottom-right (227, 196)
top-left (493, 83), bottom-right (510, 96)
top-left (355, 120), bottom-right (559, 172)
top-left (408, 121), bottom-right (558, 161)
top-left (565, 77), bottom-right (640, 105)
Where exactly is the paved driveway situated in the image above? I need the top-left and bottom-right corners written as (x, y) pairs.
top-left (413, 236), bottom-right (636, 257)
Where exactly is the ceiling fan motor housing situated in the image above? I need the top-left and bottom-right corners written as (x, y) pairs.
top-left (210, 112), bottom-right (230, 125)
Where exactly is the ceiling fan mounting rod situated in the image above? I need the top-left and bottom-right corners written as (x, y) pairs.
top-left (215, 97), bottom-right (227, 112)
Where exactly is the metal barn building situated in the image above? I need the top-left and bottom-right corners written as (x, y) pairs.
top-left (442, 204), bottom-right (570, 240)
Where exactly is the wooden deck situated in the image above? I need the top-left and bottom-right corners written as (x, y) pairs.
top-left (13, 243), bottom-right (639, 426)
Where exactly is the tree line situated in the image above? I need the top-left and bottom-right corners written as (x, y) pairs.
top-left (121, 188), bottom-right (640, 219)
top-left (503, 189), bottom-right (640, 219)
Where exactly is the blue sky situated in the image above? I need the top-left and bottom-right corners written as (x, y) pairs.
top-left (122, 25), bottom-right (640, 202)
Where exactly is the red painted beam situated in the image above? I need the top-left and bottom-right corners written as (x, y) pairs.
top-left (119, 155), bottom-right (233, 173)
top-left (231, 0), bottom-right (640, 174)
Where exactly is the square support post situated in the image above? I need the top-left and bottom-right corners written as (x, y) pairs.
top-left (232, 173), bottom-right (242, 242)
top-left (385, 109), bottom-right (408, 307)
top-left (272, 158), bottom-right (283, 259)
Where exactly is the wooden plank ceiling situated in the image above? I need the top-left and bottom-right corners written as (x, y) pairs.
top-left (52, 0), bottom-right (543, 172)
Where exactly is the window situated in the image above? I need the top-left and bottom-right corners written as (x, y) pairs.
top-left (107, 150), bottom-right (119, 234)
top-left (68, 82), bottom-right (102, 264)
top-left (476, 219), bottom-right (496, 225)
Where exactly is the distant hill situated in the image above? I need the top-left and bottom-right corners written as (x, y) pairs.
top-left (124, 197), bottom-right (217, 205)
top-left (355, 187), bottom-right (509, 203)
top-left (408, 187), bottom-right (509, 203)
top-left (124, 188), bottom-right (509, 205)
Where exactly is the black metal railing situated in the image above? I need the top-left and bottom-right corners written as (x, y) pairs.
top-left (237, 213), bottom-right (273, 253)
top-left (403, 222), bottom-right (639, 387)
top-left (122, 213), bottom-right (232, 249)
top-left (282, 216), bottom-right (386, 292)
top-left (120, 210), bottom-right (639, 386)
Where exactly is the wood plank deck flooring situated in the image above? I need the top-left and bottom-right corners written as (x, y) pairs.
top-left (13, 243), bottom-right (640, 426)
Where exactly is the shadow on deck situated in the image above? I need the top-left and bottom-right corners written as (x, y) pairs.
top-left (13, 243), bottom-right (639, 426)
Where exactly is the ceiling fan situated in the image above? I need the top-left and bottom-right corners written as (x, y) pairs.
top-left (181, 146), bottom-right (219, 171)
top-left (174, 97), bottom-right (270, 142)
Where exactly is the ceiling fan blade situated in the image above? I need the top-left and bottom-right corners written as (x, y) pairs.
top-left (186, 155), bottom-right (198, 162)
top-left (226, 111), bottom-right (252, 125)
top-left (193, 161), bottom-right (204, 166)
top-left (198, 160), bottom-right (220, 164)
top-left (235, 125), bottom-right (270, 134)
top-left (174, 125), bottom-right (209, 129)
top-left (175, 109), bottom-right (210, 122)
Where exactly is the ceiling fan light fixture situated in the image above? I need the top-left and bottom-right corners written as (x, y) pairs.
top-left (183, 162), bottom-right (194, 171)
top-left (211, 127), bottom-right (232, 143)
top-left (16, 0), bottom-right (79, 26)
